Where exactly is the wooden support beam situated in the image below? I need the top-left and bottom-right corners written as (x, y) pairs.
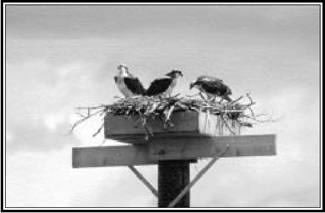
top-left (128, 166), bottom-right (158, 198)
top-left (72, 135), bottom-right (276, 168)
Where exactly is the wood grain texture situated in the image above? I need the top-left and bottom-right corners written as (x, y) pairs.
top-left (72, 134), bottom-right (276, 167)
top-left (104, 111), bottom-right (199, 136)
top-left (104, 111), bottom-right (241, 144)
top-left (198, 112), bottom-right (240, 136)
top-left (149, 134), bottom-right (276, 161)
top-left (158, 160), bottom-right (190, 207)
top-left (72, 145), bottom-right (154, 168)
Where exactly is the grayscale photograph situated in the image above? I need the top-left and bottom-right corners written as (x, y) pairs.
top-left (2, 2), bottom-right (322, 210)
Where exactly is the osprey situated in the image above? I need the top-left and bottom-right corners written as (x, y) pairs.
top-left (146, 70), bottom-right (183, 97)
top-left (114, 64), bottom-right (146, 97)
top-left (190, 75), bottom-right (232, 102)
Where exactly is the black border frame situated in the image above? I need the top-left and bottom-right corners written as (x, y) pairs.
top-left (1, 2), bottom-right (323, 212)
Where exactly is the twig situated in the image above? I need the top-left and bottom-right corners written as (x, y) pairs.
top-left (246, 93), bottom-right (256, 106)
top-left (166, 105), bottom-right (176, 121)
top-left (92, 122), bottom-right (105, 137)
top-left (76, 112), bottom-right (86, 118)
top-left (69, 109), bottom-right (103, 134)
top-left (220, 115), bottom-right (236, 135)
top-left (241, 114), bottom-right (277, 123)
top-left (229, 95), bottom-right (244, 104)
top-left (186, 93), bottom-right (200, 98)
top-left (199, 92), bottom-right (207, 101)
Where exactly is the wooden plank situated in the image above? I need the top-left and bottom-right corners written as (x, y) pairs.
top-left (106, 132), bottom-right (201, 144)
top-left (198, 112), bottom-right (240, 136)
top-left (104, 111), bottom-right (241, 143)
top-left (149, 134), bottom-right (276, 161)
top-left (72, 145), bottom-right (155, 168)
top-left (104, 111), bottom-right (199, 136)
top-left (72, 135), bottom-right (276, 168)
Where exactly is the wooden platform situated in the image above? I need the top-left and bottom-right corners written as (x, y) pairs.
top-left (72, 134), bottom-right (276, 167)
top-left (104, 111), bottom-right (241, 143)
top-left (73, 110), bottom-right (276, 168)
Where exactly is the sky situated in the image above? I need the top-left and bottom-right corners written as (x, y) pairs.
top-left (4, 4), bottom-right (321, 208)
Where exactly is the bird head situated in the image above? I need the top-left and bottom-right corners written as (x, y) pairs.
top-left (117, 64), bottom-right (131, 77)
top-left (166, 70), bottom-right (183, 79)
top-left (190, 80), bottom-right (199, 89)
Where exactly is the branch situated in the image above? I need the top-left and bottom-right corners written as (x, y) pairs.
top-left (220, 115), bottom-right (236, 135)
top-left (69, 108), bottom-right (103, 134)
top-left (92, 122), bottom-right (105, 137)
top-left (229, 95), bottom-right (244, 104)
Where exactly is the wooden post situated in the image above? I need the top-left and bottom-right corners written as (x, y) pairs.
top-left (168, 145), bottom-right (230, 207)
top-left (158, 160), bottom-right (190, 208)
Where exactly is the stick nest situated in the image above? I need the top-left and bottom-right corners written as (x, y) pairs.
top-left (70, 93), bottom-right (270, 139)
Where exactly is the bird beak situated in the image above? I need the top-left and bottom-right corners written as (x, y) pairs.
top-left (189, 82), bottom-right (194, 89)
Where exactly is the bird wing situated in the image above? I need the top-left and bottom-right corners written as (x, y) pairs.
top-left (197, 75), bottom-right (224, 83)
top-left (146, 78), bottom-right (172, 96)
top-left (124, 77), bottom-right (146, 95)
top-left (200, 79), bottom-right (232, 96)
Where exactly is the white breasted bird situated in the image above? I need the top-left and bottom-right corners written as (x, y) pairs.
top-left (114, 64), bottom-right (146, 98)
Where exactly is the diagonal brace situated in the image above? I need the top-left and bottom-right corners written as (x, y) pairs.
top-left (128, 165), bottom-right (158, 198)
top-left (168, 144), bottom-right (230, 207)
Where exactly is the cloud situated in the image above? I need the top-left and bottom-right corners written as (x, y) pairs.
top-left (5, 146), bottom-right (158, 207)
top-left (43, 112), bottom-right (66, 132)
top-left (5, 59), bottom-right (119, 152)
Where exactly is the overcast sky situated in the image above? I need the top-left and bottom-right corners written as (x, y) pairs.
top-left (4, 4), bottom-right (321, 208)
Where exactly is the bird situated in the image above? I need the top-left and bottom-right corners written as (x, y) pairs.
top-left (146, 70), bottom-right (183, 97)
top-left (190, 75), bottom-right (232, 102)
top-left (114, 64), bottom-right (146, 97)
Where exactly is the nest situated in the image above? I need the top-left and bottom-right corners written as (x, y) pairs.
top-left (70, 93), bottom-right (268, 139)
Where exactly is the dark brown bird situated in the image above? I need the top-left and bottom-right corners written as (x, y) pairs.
top-left (146, 70), bottom-right (183, 97)
top-left (190, 75), bottom-right (232, 102)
